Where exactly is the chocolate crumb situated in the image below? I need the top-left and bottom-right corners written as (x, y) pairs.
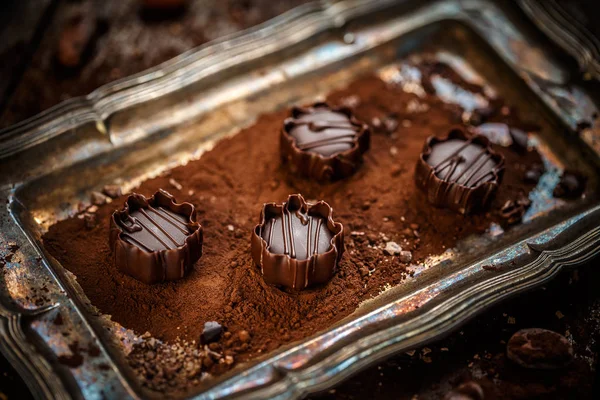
top-left (169, 178), bottom-right (183, 190)
top-left (507, 328), bottom-right (573, 369)
top-left (469, 106), bottom-right (495, 126)
top-left (523, 163), bottom-right (545, 184)
top-left (576, 120), bottom-right (592, 132)
top-left (382, 114), bottom-right (399, 133)
top-left (200, 321), bottom-right (222, 344)
top-left (383, 241), bottom-right (402, 256)
top-left (499, 195), bottom-right (531, 225)
top-left (88, 344), bottom-right (101, 357)
top-left (83, 213), bottom-right (97, 229)
top-left (509, 127), bottom-right (529, 153)
top-left (90, 191), bottom-right (109, 206)
top-left (58, 352), bottom-right (84, 368)
top-left (102, 185), bottom-right (122, 199)
top-left (339, 95), bottom-right (360, 109)
top-left (398, 251), bottom-right (412, 263)
top-left (238, 330), bottom-right (250, 343)
top-left (553, 170), bottom-right (586, 198)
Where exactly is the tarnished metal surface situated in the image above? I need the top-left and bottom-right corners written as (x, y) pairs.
top-left (0, 0), bottom-right (599, 399)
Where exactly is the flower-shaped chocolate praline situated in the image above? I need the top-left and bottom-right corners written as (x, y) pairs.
top-left (251, 194), bottom-right (344, 290)
top-left (110, 189), bottom-right (203, 284)
top-left (280, 102), bottom-right (370, 181)
top-left (414, 127), bottom-right (505, 215)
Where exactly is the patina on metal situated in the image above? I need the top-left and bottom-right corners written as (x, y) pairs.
top-left (0, 0), bottom-right (599, 399)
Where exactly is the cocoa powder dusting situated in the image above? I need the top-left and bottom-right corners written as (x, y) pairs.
top-left (43, 64), bottom-right (543, 392)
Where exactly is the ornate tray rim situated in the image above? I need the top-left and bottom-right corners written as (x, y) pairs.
top-left (1, 0), bottom-right (599, 399)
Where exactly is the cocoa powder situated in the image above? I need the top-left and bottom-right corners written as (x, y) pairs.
top-left (43, 64), bottom-right (543, 391)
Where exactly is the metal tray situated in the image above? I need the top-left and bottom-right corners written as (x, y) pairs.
top-left (1, 0), bottom-right (600, 399)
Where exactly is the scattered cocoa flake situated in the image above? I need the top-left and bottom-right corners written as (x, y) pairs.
top-left (83, 213), bottom-right (97, 230)
top-left (88, 344), bottom-right (101, 357)
top-left (370, 116), bottom-right (382, 130)
top-left (102, 185), bottom-right (122, 199)
top-left (90, 191), bottom-right (109, 206)
top-left (390, 165), bottom-right (405, 177)
top-left (468, 105), bottom-right (495, 126)
top-left (359, 265), bottom-right (370, 277)
top-left (58, 352), bottom-right (84, 368)
top-left (382, 114), bottom-right (399, 133)
top-left (398, 251), bottom-right (412, 263)
top-left (499, 194), bottom-right (531, 225)
top-left (200, 321), bottom-right (222, 344)
top-left (553, 170), bottom-right (586, 198)
top-left (575, 120), bottom-right (592, 132)
top-left (53, 312), bottom-right (64, 326)
top-left (383, 241), bottom-right (402, 255)
top-left (238, 330), bottom-right (250, 343)
top-left (169, 178), bottom-right (183, 190)
top-left (339, 95), bottom-right (360, 109)
top-left (523, 163), bottom-right (545, 184)
top-left (509, 127), bottom-right (529, 153)
top-left (555, 310), bottom-right (564, 319)
top-left (7, 242), bottom-right (19, 253)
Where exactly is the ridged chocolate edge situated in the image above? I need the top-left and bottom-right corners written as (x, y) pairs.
top-left (280, 102), bottom-right (371, 181)
top-left (251, 194), bottom-right (344, 290)
top-left (414, 127), bottom-right (506, 215)
top-left (109, 189), bottom-right (203, 284)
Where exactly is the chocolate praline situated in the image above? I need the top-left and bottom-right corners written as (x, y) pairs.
top-left (251, 194), bottom-right (344, 290)
top-left (110, 189), bottom-right (203, 284)
top-left (280, 102), bottom-right (370, 181)
top-left (414, 128), bottom-right (505, 215)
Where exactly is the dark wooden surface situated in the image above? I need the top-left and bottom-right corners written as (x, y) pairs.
top-left (1, 0), bottom-right (599, 398)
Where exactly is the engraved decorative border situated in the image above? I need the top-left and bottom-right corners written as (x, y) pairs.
top-left (519, 0), bottom-right (600, 80)
top-left (0, 0), bottom-right (599, 399)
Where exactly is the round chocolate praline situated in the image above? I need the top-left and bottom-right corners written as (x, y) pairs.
top-left (280, 103), bottom-right (370, 181)
top-left (251, 194), bottom-right (344, 290)
top-left (110, 189), bottom-right (203, 284)
top-left (414, 128), bottom-right (505, 215)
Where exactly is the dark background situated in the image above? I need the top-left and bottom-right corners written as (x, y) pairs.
top-left (1, 0), bottom-right (599, 398)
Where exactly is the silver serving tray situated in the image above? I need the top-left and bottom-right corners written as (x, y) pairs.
top-left (1, 0), bottom-right (600, 399)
